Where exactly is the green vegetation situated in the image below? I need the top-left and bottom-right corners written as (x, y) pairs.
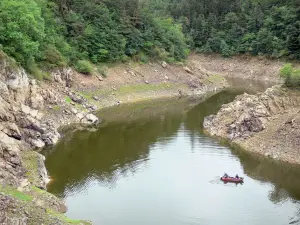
top-left (65, 96), bottom-right (72, 104)
top-left (52, 105), bottom-right (61, 111)
top-left (46, 209), bottom-right (83, 224)
top-left (0, 0), bottom-right (300, 77)
top-left (75, 60), bottom-right (93, 75)
top-left (0, 185), bottom-right (32, 201)
top-left (280, 64), bottom-right (300, 88)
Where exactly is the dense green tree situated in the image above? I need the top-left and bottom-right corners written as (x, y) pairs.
top-left (0, 0), bottom-right (45, 63)
top-left (1, 0), bottom-right (300, 76)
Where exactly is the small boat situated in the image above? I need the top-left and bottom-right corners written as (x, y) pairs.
top-left (221, 176), bottom-right (244, 183)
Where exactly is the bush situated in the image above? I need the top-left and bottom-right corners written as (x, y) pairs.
top-left (26, 58), bottom-right (44, 80)
top-left (75, 60), bottom-right (93, 75)
top-left (280, 63), bottom-right (300, 88)
top-left (42, 45), bottom-right (67, 67)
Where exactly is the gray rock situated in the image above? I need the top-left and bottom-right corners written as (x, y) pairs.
top-left (71, 108), bottom-right (78, 114)
top-left (52, 72), bottom-right (63, 83)
top-left (0, 81), bottom-right (9, 101)
top-left (161, 61), bottom-right (168, 68)
top-left (97, 75), bottom-right (104, 81)
top-left (203, 86), bottom-right (288, 140)
top-left (184, 66), bottom-right (193, 74)
top-left (36, 152), bottom-right (49, 190)
top-left (70, 94), bottom-right (84, 104)
top-left (41, 89), bottom-right (59, 105)
top-left (41, 132), bottom-right (60, 146)
top-left (29, 138), bottom-right (45, 149)
top-left (90, 105), bottom-right (97, 111)
top-left (21, 104), bottom-right (31, 115)
top-left (85, 114), bottom-right (99, 124)
top-left (93, 96), bottom-right (99, 101)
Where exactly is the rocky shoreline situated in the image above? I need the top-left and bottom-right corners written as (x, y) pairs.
top-left (1, 50), bottom-right (297, 223)
top-left (0, 51), bottom-right (228, 224)
top-left (204, 85), bottom-right (300, 165)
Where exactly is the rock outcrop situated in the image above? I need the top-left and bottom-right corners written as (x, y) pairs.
top-left (204, 85), bottom-right (300, 163)
top-left (0, 53), bottom-right (101, 190)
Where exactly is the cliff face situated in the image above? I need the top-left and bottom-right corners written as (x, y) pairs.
top-left (204, 86), bottom-right (300, 164)
top-left (0, 53), bottom-right (98, 224)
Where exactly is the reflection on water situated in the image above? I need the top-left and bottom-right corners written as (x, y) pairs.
top-left (44, 90), bottom-right (300, 225)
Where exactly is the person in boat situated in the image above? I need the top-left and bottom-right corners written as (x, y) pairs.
top-left (223, 173), bottom-right (229, 178)
top-left (235, 174), bottom-right (239, 179)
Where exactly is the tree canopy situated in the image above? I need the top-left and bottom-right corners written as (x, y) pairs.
top-left (0, 0), bottom-right (299, 74)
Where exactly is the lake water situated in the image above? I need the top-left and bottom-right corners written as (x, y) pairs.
top-left (44, 89), bottom-right (300, 225)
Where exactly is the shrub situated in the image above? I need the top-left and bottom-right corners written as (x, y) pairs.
top-left (75, 60), bottom-right (93, 75)
top-left (42, 45), bottom-right (67, 67)
top-left (280, 63), bottom-right (300, 88)
top-left (26, 57), bottom-right (44, 80)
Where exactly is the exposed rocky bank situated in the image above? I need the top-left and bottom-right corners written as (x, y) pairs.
top-left (204, 85), bottom-right (300, 164)
top-left (0, 51), bottom-right (295, 223)
top-left (0, 52), bottom-right (229, 224)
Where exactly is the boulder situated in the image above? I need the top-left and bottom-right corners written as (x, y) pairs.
top-left (41, 89), bottom-right (59, 105)
top-left (71, 108), bottom-right (78, 114)
top-left (161, 61), bottom-right (168, 68)
top-left (41, 132), bottom-right (60, 146)
top-left (96, 75), bottom-right (104, 81)
top-left (77, 113), bottom-right (99, 125)
top-left (85, 114), bottom-right (99, 124)
top-left (29, 138), bottom-right (45, 149)
top-left (70, 94), bottom-right (85, 104)
top-left (184, 66), bottom-right (193, 74)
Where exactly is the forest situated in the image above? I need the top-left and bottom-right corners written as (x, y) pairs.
top-left (0, 0), bottom-right (299, 77)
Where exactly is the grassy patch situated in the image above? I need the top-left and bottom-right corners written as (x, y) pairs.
top-left (0, 185), bottom-right (32, 202)
top-left (53, 105), bottom-right (61, 111)
top-left (65, 96), bottom-right (72, 104)
top-left (46, 209), bottom-right (90, 224)
top-left (203, 74), bottom-right (225, 85)
top-left (79, 92), bottom-right (93, 100)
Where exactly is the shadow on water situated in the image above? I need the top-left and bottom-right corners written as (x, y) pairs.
top-left (229, 143), bottom-right (300, 203)
top-left (44, 98), bottom-right (202, 198)
top-left (43, 85), bottom-right (300, 224)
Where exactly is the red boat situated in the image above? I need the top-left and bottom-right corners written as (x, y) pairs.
top-left (221, 176), bottom-right (244, 183)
